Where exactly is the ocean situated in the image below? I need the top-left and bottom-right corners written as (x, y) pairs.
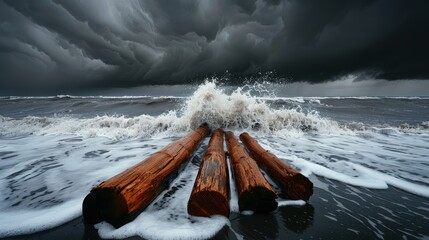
top-left (0, 81), bottom-right (428, 239)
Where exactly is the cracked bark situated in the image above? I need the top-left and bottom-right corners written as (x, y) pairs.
top-left (188, 129), bottom-right (230, 217)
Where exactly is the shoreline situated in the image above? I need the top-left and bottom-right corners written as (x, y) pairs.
top-left (3, 176), bottom-right (429, 240)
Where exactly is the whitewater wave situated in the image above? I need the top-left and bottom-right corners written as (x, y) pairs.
top-left (0, 82), bottom-right (342, 139)
top-left (1, 82), bottom-right (428, 140)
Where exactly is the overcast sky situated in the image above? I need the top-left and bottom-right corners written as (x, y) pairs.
top-left (1, 0), bottom-right (428, 94)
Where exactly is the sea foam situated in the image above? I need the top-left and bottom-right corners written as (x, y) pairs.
top-left (1, 81), bottom-right (428, 239)
top-left (0, 198), bottom-right (82, 237)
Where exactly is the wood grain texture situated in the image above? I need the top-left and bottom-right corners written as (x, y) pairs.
top-left (240, 132), bottom-right (313, 201)
top-left (82, 124), bottom-right (210, 227)
top-left (188, 129), bottom-right (230, 217)
top-left (225, 131), bottom-right (277, 212)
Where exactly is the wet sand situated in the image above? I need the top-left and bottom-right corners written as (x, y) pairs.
top-left (3, 175), bottom-right (429, 240)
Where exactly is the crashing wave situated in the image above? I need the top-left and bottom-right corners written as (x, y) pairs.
top-left (0, 82), bottom-right (341, 139)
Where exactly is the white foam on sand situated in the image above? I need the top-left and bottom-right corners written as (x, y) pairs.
top-left (351, 163), bottom-right (429, 198)
top-left (0, 134), bottom-right (175, 238)
top-left (258, 132), bottom-right (429, 198)
top-left (0, 198), bottom-right (83, 238)
top-left (97, 214), bottom-right (228, 240)
top-left (277, 200), bottom-right (306, 207)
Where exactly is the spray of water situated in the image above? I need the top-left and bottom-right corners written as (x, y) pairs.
top-left (0, 81), bottom-right (339, 139)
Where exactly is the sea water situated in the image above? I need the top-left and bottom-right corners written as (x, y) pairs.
top-left (0, 81), bottom-right (428, 239)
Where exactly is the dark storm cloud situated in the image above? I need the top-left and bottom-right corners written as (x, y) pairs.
top-left (0, 0), bottom-right (428, 93)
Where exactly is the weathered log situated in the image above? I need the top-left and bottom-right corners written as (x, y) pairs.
top-left (188, 129), bottom-right (230, 217)
top-left (82, 124), bottom-right (210, 227)
top-left (240, 132), bottom-right (313, 201)
top-left (225, 131), bottom-right (277, 212)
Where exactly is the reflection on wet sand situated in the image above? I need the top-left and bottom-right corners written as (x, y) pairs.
top-left (279, 204), bottom-right (315, 233)
top-left (230, 212), bottom-right (279, 239)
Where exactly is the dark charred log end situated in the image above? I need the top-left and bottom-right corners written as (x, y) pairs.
top-left (286, 174), bottom-right (314, 201)
top-left (188, 191), bottom-right (230, 217)
top-left (238, 187), bottom-right (278, 213)
top-left (82, 192), bottom-right (102, 225)
top-left (82, 188), bottom-right (129, 228)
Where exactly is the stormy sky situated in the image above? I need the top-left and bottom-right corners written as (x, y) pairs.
top-left (1, 0), bottom-right (428, 94)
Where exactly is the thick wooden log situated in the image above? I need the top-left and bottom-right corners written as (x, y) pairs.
top-left (240, 132), bottom-right (313, 201)
top-left (188, 129), bottom-right (230, 217)
top-left (82, 124), bottom-right (210, 227)
top-left (225, 131), bottom-right (277, 212)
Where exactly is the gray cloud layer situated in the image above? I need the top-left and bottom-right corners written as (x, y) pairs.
top-left (1, 0), bottom-right (428, 93)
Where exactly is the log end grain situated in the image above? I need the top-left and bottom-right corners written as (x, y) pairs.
top-left (239, 186), bottom-right (278, 213)
top-left (82, 188), bottom-right (129, 228)
top-left (188, 190), bottom-right (230, 217)
top-left (286, 174), bottom-right (314, 201)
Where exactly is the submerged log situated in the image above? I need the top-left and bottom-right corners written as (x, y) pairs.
top-left (188, 129), bottom-right (230, 217)
top-left (82, 124), bottom-right (210, 228)
top-left (240, 132), bottom-right (313, 201)
top-left (225, 131), bottom-right (277, 212)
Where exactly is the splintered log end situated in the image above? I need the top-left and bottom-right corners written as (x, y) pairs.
top-left (286, 174), bottom-right (314, 201)
top-left (238, 187), bottom-right (278, 213)
top-left (82, 188), bottom-right (129, 228)
top-left (188, 191), bottom-right (230, 217)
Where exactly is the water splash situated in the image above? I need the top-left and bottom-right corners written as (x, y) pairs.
top-left (0, 81), bottom-right (339, 139)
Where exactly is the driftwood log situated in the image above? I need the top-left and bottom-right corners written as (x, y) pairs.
top-left (240, 132), bottom-right (313, 201)
top-left (188, 129), bottom-right (230, 217)
top-left (225, 131), bottom-right (277, 212)
top-left (82, 124), bottom-right (210, 227)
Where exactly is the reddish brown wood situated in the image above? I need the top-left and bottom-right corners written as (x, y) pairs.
top-left (240, 132), bottom-right (313, 201)
top-left (225, 131), bottom-right (277, 212)
top-left (188, 129), bottom-right (230, 217)
top-left (82, 124), bottom-right (210, 227)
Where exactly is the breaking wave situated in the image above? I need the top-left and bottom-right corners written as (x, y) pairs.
top-left (0, 82), bottom-right (341, 139)
top-left (1, 81), bottom-right (428, 140)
